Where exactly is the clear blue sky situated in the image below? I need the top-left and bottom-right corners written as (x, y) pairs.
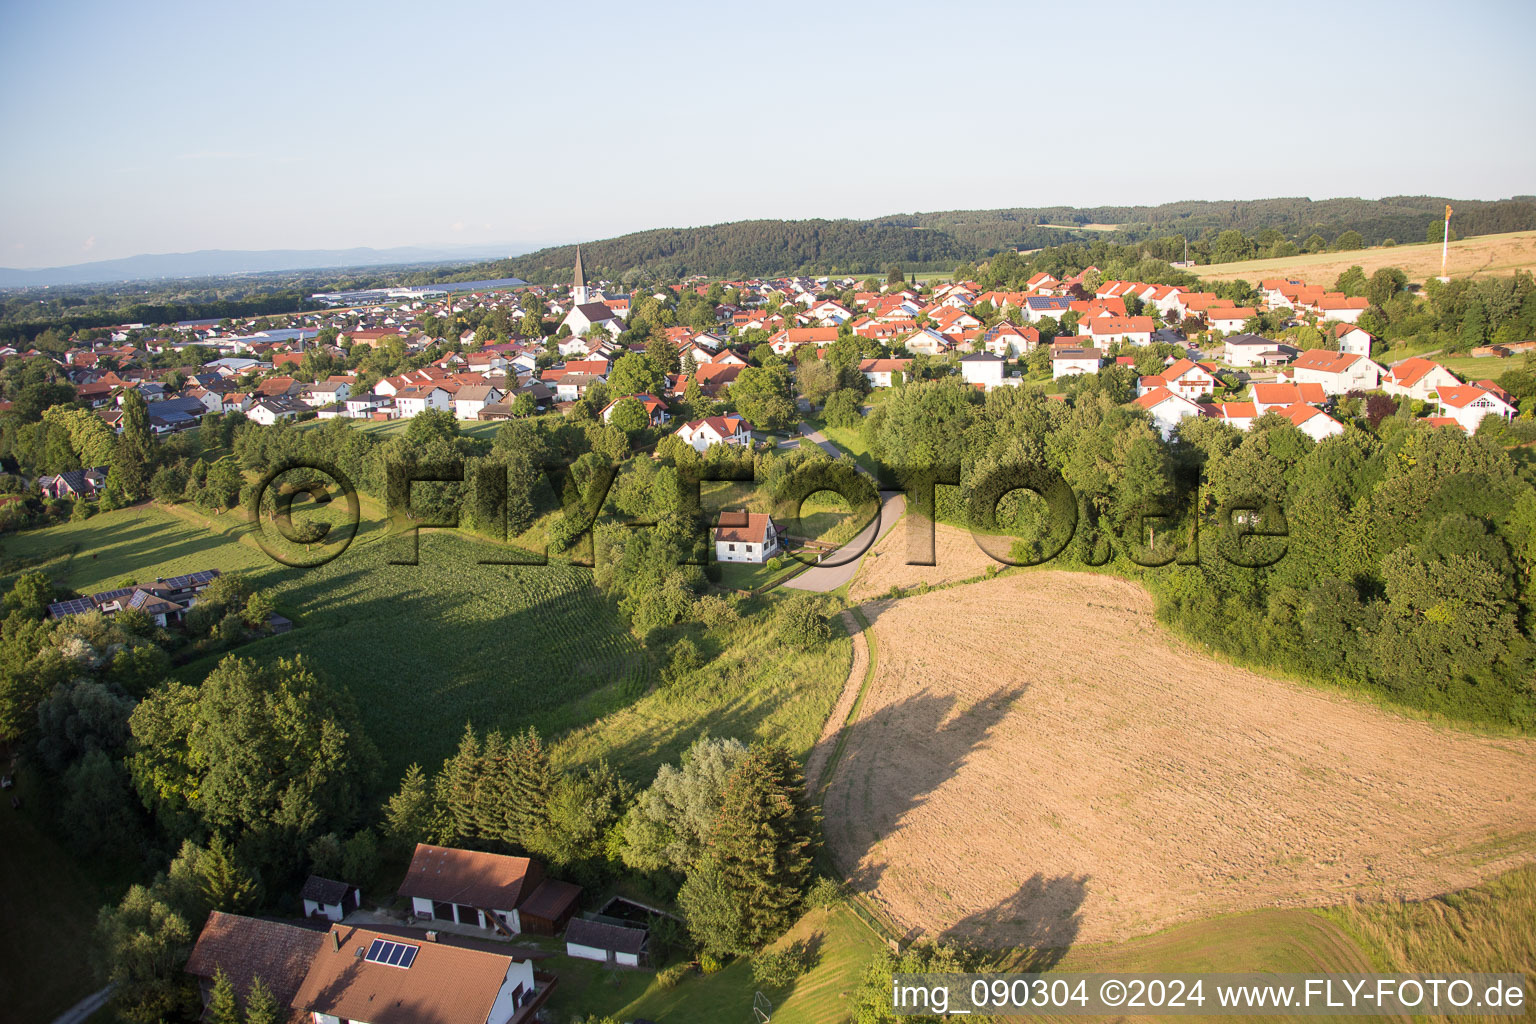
top-left (1, 0), bottom-right (1532, 268)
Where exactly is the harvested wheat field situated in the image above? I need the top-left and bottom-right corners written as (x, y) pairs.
top-left (824, 571), bottom-right (1536, 950)
top-left (847, 515), bottom-right (1008, 602)
top-left (1193, 229), bottom-right (1536, 284)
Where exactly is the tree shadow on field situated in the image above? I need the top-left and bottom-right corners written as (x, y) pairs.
top-left (830, 682), bottom-right (1030, 897)
top-left (948, 872), bottom-right (1088, 969)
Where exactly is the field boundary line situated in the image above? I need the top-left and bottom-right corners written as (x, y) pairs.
top-left (807, 606), bottom-right (878, 800)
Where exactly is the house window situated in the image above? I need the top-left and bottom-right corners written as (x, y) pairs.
top-left (728, 544), bottom-right (736, 551)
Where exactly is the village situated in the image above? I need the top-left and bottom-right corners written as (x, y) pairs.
top-left (13, 245), bottom-right (1528, 540)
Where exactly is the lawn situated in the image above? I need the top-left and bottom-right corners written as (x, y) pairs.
top-left (610, 905), bottom-right (885, 1024)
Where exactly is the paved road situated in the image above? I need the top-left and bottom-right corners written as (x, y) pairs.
top-left (50, 985), bottom-right (114, 1024)
top-left (782, 425), bottom-right (905, 593)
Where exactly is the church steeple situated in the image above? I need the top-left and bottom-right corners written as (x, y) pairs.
top-left (572, 244), bottom-right (589, 306)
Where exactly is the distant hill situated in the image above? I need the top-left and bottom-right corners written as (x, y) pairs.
top-left (0, 243), bottom-right (541, 288)
top-left (470, 196), bottom-right (1536, 283)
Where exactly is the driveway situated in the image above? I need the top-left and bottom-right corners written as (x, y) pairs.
top-left (782, 423), bottom-right (904, 593)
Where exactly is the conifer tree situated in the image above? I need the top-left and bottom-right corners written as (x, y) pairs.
top-left (207, 969), bottom-right (240, 1024)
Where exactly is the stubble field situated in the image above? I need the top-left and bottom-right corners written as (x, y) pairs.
top-left (823, 572), bottom-right (1536, 949)
top-left (1192, 229), bottom-right (1536, 284)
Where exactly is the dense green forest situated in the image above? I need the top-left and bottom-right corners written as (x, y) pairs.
top-left (464, 196), bottom-right (1536, 283)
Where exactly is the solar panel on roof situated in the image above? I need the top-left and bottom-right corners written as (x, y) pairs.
top-left (90, 587), bottom-right (134, 604)
top-left (364, 938), bottom-right (418, 969)
top-left (48, 598), bottom-right (96, 617)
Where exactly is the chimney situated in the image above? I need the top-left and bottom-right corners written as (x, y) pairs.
top-left (332, 930), bottom-right (341, 952)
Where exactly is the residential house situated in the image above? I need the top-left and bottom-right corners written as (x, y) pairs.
top-left (1382, 357), bottom-right (1461, 401)
top-left (393, 386), bottom-right (452, 418)
top-left (1137, 359), bottom-right (1219, 400)
top-left (453, 384), bottom-right (504, 420)
top-left (1434, 384), bottom-right (1516, 434)
top-left (1251, 381), bottom-right (1327, 415)
top-left (1290, 349), bottom-right (1384, 395)
top-left (301, 381), bottom-right (351, 408)
top-left (600, 393), bottom-right (669, 427)
top-left (1085, 316), bottom-right (1156, 347)
top-left (858, 358), bottom-right (911, 388)
top-left (1330, 323), bottom-right (1375, 357)
top-left (767, 327), bottom-right (839, 356)
top-left (247, 395), bottom-right (310, 426)
top-left (982, 322), bottom-right (1039, 357)
top-left (562, 301), bottom-right (624, 337)
top-left (1315, 294), bottom-right (1370, 323)
top-left (47, 570), bottom-right (221, 627)
top-left (901, 327), bottom-right (952, 356)
top-left (1206, 401), bottom-right (1258, 430)
top-left (190, 914), bottom-right (549, 1024)
top-left (1223, 333), bottom-right (1296, 368)
top-left (1134, 388), bottom-right (1203, 440)
top-left (675, 415), bottom-right (753, 453)
top-left (1023, 296), bottom-right (1074, 323)
top-left (715, 510), bottom-right (780, 564)
top-left (1272, 402), bottom-right (1345, 441)
top-left (399, 844), bottom-right (581, 936)
top-left (1207, 308), bottom-right (1258, 334)
top-left (959, 352), bottom-right (1007, 391)
top-left (1052, 346), bottom-right (1104, 378)
top-left (39, 466), bottom-right (109, 500)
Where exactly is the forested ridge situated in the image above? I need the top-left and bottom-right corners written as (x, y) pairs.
top-left (459, 196), bottom-right (1536, 283)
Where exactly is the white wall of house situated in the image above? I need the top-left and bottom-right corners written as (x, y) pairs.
top-left (302, 898), bottom-right (345, 922)
top-left (1052, 356), bottom-right (1101, 378)
top-left (715, 531), bottom-right (778, 564)
top-left (486, 960), bottom-right (540, 1024)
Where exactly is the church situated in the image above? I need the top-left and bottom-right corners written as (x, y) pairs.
top-left (559, 245), bottom-right (623, 337)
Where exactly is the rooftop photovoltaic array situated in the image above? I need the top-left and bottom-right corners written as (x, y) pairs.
top-left (47, 598), bottom-right (96, 617)
top-left (160, 570), bottom-right (220, 589)
top-left (364, 938), bottom-right (418, 969)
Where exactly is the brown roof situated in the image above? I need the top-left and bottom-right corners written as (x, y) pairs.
top-left (185, 912), bottom-right (326, 1010)
top-left (291, 925), bottom-right (517, 1024)
top-left (398, 844), bottom-right (540, 909)
top-left (518, 878), bottom-right (583, 924)
top-left (715, 509), bottom-right (774, 545)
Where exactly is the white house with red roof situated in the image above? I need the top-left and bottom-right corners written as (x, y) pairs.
top-left (1085, 316), bottom-right (1157, 347)
top-left (1134, 388), bottom-right (1203, 439)
top-left (1314, 294), bottom-right (1370, 323)
top-left (1330, 324), bottom-right (1375, 358)
top-left (714, 509), bottom-right (780, 564)
top-left (1433, 384), bottom-right (1515, 434)
top-left (858, 358), bottom-right (911, 388)
top-left (1291, 349), bottom-right (1384, 395)
top-left (675, 415), bottom-right (753, 453)
top-left (1382, 357), bottom-right (1461, 401)
top-left (1137, 358), bottom-right (1217, 400)
top-left (982, 322), bottom-right (1040, 357)
top-left (600, 393), bottom-right (670, 427)
top-left (901, 327), bottom-right (953, 356)
top-left (1250, 380), bottom-right (1326, 415)
top-left (1273, 403), bottom-right (1345, 441)
top-left (1208, 308), bottom-right (1258, 334)
top-left (1207, 401), bottom-right (1258, 430)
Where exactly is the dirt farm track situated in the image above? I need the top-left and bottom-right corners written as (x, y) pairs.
top-left (823, 571), bottom-right (1536, 949)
